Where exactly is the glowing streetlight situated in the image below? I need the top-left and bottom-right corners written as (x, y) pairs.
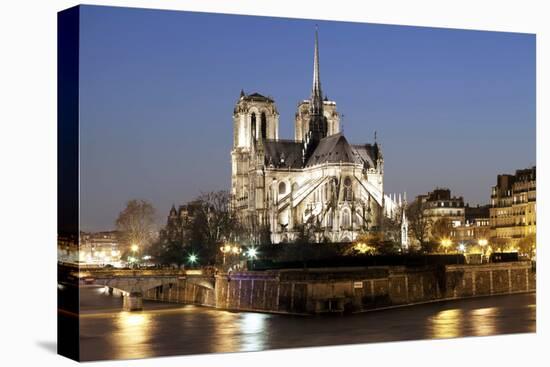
top-left (220, 243), bottom-right (233, 265)
top-left (478, 238), bottom-right (488, 263)
top-left (246, 247), bottom-right (258, 260)
top-left (440, 238), bottom-right (452, 253)
top-left (458, 243), bottom-right (466, 253)
top-left (188, 253), bottom-right (198, 266)
top-left (129, 244), bottom-right (140, 268)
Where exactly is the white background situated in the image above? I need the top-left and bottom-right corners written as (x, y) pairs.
top-left (0, 0), bottom-right (547, 366)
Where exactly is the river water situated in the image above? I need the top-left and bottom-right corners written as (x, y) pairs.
top-left (75, 286), bottom-right (535, 361)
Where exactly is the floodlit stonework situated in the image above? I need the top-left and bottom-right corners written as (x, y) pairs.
top-left (230, 30), bottom-right (407, 245)
top-left (490, 166), bottom-right (536, 245)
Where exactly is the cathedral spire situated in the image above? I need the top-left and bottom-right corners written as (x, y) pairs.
top-left (312, 25), bottom-right (322, 106)
top-left (307, 26), bottom-right (327, 142)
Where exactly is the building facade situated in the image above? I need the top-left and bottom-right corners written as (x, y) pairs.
top-left (490, 166), bottom-right (536, 245)
top-left (451, 204), bottom-right (491, 245)
top-left (77, 231), bottom-right (121, 266)
top-left (159, 202), bottom-right (202, 244)
top-left (230, 30), bottom-right (406, 245)
top-left (418, 188), bottom-right (466, 229)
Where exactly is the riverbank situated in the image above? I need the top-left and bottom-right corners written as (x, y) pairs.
top-left (78, 290), bottom-right (535, 361)
top-left (142, 261), bottom-right (535, 315)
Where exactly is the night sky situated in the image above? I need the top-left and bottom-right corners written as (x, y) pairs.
top-left (78, 5), bottom-right (535, 231)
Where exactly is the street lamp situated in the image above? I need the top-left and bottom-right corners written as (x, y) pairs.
top-left (130, 243), bottom-right (139, 268)
top-left (220, 244), bottom-right (233, 265)
top-left (188, 253), bottom-right (198, 267)
top-left (246, 247), bottom-right (258, 260)
top-left (246, 246), bottom-right (258, 270)
top-left (478, 238), bottom-right (488, 263)
top-left (440, 238), bottom-right (452, 254)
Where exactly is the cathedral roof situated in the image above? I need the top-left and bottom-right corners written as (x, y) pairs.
top-left (263, 140), bottom-right (304, 169)
top-left (352, 143), bottom-right (378, 168)
top-left (241, 92), bottom-right (274, 103)
top-left (305, 133), bottom-right (374, 168)
top-left (262, 133), bottom-right (378, 170)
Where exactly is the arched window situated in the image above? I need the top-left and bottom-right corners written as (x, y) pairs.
top-left (251, 113), bottom-right (256, 140)
top-left (343, 176), bottom-right (353, 201)
top-left (342, 209), bottom-right (351, 228)
top-left (261, 112), bottom-right (267, 140)
top-left (326, 209), bottom-right (333, 228)
top-left (279, 182), bottom-right (286, 196)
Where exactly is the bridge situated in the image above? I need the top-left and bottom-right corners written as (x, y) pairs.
top-left (63, 265), bottom-right (216, 311)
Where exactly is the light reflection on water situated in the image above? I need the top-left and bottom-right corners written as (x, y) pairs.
top-left (429, 308), bottom-right (463, 339)
top-left (239, 313), bottom-right (268, 352)
top-left (76, 289), bottom-right (536, 361)
top-left (112, 312), bottom-right (154, 359)
top-left (212, 310), bottom-right (240, 353)
top-left (470, 307), bottom-right (497, 336)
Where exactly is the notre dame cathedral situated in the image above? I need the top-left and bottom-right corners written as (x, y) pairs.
top-left (230, 30), bottom-right (408, 246)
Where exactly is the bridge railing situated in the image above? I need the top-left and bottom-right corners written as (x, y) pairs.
top-left (71, 267), bottom-right (218, 279)
top-left (74, 269), bottom-right (186, 278)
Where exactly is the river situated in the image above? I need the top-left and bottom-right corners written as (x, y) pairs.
top-left (74, 286), bottom-right (535, 361)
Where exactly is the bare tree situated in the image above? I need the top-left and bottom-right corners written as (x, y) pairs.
top-left (406, 199), bottom-right (431, 250)
top-left (196, 190), bottom-right (237, 244)
top-left (381, 206), bottom-right (403, 245)
top-left (115, 199), bottom-right (156, 250)
top-left (183, 191), bottom-right (239, 264)
top-left (517, 233), bottom-right (536, 258)
top-left (490, 237), bottom-right (511, 252)
top-left (431, 217), bottom-right (452, 242)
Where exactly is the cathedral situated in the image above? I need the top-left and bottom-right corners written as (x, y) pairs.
top-left (230, 30), bottom-right (407, 246)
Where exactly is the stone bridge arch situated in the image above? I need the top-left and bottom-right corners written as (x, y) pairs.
top-left (94, 276), bottom-right (178, 295)
top-left (74, 268), bottom-right (216, 311)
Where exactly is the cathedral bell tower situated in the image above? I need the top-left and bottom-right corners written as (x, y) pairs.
top-left (231, 91), bottom-right (279, 221)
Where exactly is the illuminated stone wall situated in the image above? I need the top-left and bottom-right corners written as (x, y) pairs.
top-left (144, 262), bottom-right (535, 315)
top-left (143, 277), bottom-right (216, 307)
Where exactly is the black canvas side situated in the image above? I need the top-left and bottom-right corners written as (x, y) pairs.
top-left (57, 5), bottom-right (80, 362)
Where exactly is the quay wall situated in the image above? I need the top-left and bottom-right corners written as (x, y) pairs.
top-left (143, 276), bottom-right (216, 307)
top-left (143, 262), bottom-right (535, 314)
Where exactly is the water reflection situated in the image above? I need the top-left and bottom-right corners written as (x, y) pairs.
top-left (470, 307), bottom-right (497, 336)
top-left (112, 312), bottom-right (154, 359)
top-left (212, 310), bottom-right (240, 353)
top-left (429, 308), bottom-right (463, 339)
top-left (239, 313), bottom-right (268, 352)
top-left (75, 287), bottom-right (536, 362)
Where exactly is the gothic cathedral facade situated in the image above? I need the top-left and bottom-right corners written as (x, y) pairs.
top-left (231, 30), bottom-right (407, 246)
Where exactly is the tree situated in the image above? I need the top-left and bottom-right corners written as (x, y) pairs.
top-left (381, 209), bottom-right (403, 245)
top-left (431, 218), bottom-right (452, 242)
top-left (237, 217), bottom-right (272, 246)
top-left (183, 191), bottom-right (239, 264)
top-left (293, 223), bottom-right (315, 245)
top-left (149, 239), bottom-right (186, 268)
top-left (348, 232), bottom-right (400, 256)
top-left (490, 237), bottom-right (510, 253)
top-left (517, 233), bottom-right (536, 258)
top-left (115, 199), bottom-right (156, 252)
top-left (406, 200), bottom-right (431, 250)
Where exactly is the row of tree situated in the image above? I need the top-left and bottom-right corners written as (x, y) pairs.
top-left (406, 200), bottom-right (536, 257)
top-left (114, 191), bottom-right (244, 267)
top-left (114, 193), bottom-right (536, 268)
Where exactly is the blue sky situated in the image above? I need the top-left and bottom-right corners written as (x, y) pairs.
top-left (78, 5), bottom-right (535, 231)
